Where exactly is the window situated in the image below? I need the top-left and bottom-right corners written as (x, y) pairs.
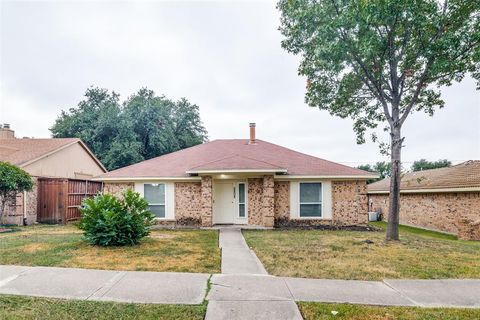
top-left (238, 183), bottom-right (246, 218)
top-left (144, 184), bottom-right (166, 218)
top-left (299, 182), bottom-right (322, 217)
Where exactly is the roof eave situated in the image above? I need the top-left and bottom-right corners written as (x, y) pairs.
top-left (368, 186), bottom-right (480, 194)
top-left (185, 168), bottom-right (288, 174)
top-left (275, 174), bottom-right (379, 180)
top-left (92, 176), bottom-right (202, 182)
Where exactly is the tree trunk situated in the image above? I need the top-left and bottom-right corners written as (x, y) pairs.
top-left (386, 126), bottom-right (402, 241)
top-left (0, 197), bottom-right (6, 225)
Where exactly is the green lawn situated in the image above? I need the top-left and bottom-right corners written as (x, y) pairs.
top-left (298, 302), bottom-right (480, 320)
top-left (243, 222), bottom-right (480, 280)
top-left (0, 295), bottom-right (206, 320)
top-left (0, 224), bottom-right (220, 273)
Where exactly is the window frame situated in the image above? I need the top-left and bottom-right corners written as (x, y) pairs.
top-left (237, 182), bottom-right (247, 218)
top-left (298, 182), bottom-right (323, 218)
top-left (144, 183), bottom-right (167, 219)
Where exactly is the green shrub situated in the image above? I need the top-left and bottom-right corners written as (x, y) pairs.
top-left (79, 189), bottom-right (155, 246)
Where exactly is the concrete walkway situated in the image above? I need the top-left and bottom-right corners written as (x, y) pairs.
top-left (209, 227), bottom-right (299, 319)
top-left (219, 227), bottom-right (267, 275)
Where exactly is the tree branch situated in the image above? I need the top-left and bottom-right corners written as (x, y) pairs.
top-left (329, 0), bottom-right (393, 124)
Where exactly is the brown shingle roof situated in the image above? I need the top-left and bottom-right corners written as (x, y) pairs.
top-left (0, 138), bottom-right (80, 166)
top-left (98, 139), bottom-right (375, 179)
top-left (368, 160), bottom-right (480, 193)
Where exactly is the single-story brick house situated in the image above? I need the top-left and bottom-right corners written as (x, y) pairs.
top-left (0, 124), bottom-right (106, 225)
top-left (368, 160), bottom-right (480, 240)
top-left (94, 124), bottom-right (376, 228)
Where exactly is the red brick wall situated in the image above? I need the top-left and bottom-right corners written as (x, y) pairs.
top-left (103, 182), bottom-right (134, 198)
top-left (332, 180), bottom-right (368, 225)
top-left (175, 182), bottom-right (202, 223)
top-left (247, 178), bottom-right (263, 225)
top-left (369, 192), bottom-right (480, 236)
top-left (274, 181), bottom-right (290, 220)
top-left (261, 175), bottom-right (275, 227)
top-left (200, 176), bottom-right (213, 227)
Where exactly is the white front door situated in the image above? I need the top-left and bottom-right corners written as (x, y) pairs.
top-left (213, 182), bottom-right (235, 224)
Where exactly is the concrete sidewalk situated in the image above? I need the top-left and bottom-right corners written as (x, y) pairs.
top-left (219, 228), bottom-right (267, 275)
top-left (206, 274), bottom-right (480, 319)
top-left (0, 265), bottom-right (209, 304)
top-left (1, 265), bottom-right (480, 318)
top-left (208, 274), bottom-right (480, 308)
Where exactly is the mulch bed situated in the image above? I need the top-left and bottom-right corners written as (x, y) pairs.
top-left (0, 228), bottom-right (15, 233)
top-left (273, 224), bottom-right (380, 232)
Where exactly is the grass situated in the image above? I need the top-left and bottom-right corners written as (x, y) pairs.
top-left (243, 223), bottom-right (480, 280)
top-left (0, 295), bottom-right (206, 320)
top-left (370, 221), bottom-right (458, 240)
top-left (298, 302), bottom-right (480, 320)
top-left (0, 224), bottom-right (220, 273)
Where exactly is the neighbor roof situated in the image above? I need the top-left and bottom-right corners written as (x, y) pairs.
top-left (98, 139), bottom-right (375, 179)
top-left (0, 138), bottom-right (106, 171)
top-left (368, 160), bottom-right (480, 193)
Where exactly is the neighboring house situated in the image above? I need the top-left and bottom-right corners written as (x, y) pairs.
top-left (0, 124), bottom-right (106, 225)
top-left (95, 123), bottom-right (376, 228)
top-left (368, 161), bottom-right (480, 240)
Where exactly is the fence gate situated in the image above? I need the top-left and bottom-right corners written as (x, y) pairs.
top-left (37, 178), bottom-right (102, 224)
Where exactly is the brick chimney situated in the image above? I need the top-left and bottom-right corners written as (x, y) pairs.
top-left (249, 123), bottom-right (256, 144)
top-left (0, 124), bottom-right (15, 139)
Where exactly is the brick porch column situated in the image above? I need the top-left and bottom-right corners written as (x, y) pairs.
top-left (261, 175), bottom-right (275, 227)
top-left (200, 176), bottom-right (213, 227)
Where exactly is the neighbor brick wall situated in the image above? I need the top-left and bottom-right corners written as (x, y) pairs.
top-left (369, 192), bottom-right (480, 237)
top-left (274, 181), bottom-right (290, 220)
top-left (456, 218), bottom-right (480, 241)
top-left (175, 182), bottom-right (202, 225)
top-left (2, 177), bottom-right (38, 225)
top-left (103, 182), bottom-right (134, 198)
top-left (332, 180), bottom-right (368, 225)
top-left (248, 178), bottom-right (263, 225)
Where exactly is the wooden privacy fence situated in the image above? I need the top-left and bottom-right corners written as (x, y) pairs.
top-left (37, 178), bottom-right (103, 224)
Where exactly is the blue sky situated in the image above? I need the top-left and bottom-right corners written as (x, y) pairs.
top-left (1, 0), bottom-right (479, 167)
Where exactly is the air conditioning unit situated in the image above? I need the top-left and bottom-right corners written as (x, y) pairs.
top-left (368, 212), bottom-right (379, 222)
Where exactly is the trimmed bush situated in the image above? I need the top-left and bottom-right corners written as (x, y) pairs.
top-left (79, 189), bottom-right (155, 246)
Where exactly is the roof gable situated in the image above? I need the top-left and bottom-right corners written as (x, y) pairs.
top-left (187, 154), bottom-right (287, 173)
top-left (0, 138), bottom-right (106, 172)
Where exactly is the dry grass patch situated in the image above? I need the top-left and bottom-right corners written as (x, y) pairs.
top-left (21, 243), bottom-right (55, 253)
top-left (243, 223), bottom-right (480, 280)
top-left (0, 225), bottom-right (220, 273)
top-left (299, 302), bottom-right (480, 320)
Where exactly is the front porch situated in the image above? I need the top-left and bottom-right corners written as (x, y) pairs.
top-left (199, 174), bottom-right (276, 228)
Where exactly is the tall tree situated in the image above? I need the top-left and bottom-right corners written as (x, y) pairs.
top-left (51, 87), bottom-right (208, 170)
top-left (278, 0), bottom-right (479, 240)
top-left (411, 159), bottom-right (451, 171)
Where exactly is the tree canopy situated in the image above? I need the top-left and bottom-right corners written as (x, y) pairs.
top-left (278, 0), bottom-right (479, 240)
top-left (411, 159), bottom-right (451, 171)
top-left (50, 87), bottom-right (208, 170)
top-left (0, 162), bottom-right (34, 222)
top-left (357, 161), bottom-right (391, 183)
